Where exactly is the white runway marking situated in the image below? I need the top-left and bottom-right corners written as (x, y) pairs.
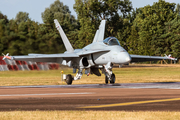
top-left (0, 92), bottom-right (95, 97)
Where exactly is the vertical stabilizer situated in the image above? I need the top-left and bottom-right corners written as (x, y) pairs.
top-left (92, 30), bottom-right (99, 43)
top-left (54, 19), bottom-right (74, 52)
top-left (93, 20), bottom-right (106, 43)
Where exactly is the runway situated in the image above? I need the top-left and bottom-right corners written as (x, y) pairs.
top-left (1, 82), bottom-right (180, 111)
top-left (2, 82), bottom-right (180, 89)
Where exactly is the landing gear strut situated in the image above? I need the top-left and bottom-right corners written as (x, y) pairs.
top-left (105, 76), bottom-right (108, 84)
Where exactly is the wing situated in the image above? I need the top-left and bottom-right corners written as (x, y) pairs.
top-left (130, 54), bottom-right (176, 62)
top-left (5, 53), bottom-right (79, 62)
top-left (4, 49), bottom-right (110, 62)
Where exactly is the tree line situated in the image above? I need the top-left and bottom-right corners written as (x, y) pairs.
top-left (0, 0), bottom-right (180, 58)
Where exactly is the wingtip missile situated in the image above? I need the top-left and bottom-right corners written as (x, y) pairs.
top-left (164, 54), bottom-right (177, 61)
top-left (2, 53), bottom-right (13, 60)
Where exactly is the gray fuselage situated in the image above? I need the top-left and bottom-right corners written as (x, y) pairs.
top-left (67, 39), bottom-right (131, 69)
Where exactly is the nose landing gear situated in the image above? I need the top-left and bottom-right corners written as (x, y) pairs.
top-left (105, 73), bottom-right (115, 84)
top-left (110, 73), bottom-right (115, 84)
top-left (103, 62), bottom-right (115, 84)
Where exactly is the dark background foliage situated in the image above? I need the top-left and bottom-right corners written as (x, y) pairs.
top-left (0, 0), bottom-right (180, 58)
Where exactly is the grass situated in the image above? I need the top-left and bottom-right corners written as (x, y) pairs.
top-left (0, 111), bottom-right (180, 120)
top-left (0, 64), bottom-right (180, 86)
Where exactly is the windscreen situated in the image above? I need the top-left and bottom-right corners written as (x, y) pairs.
top-left (103, 37), bottom-right (121, 46)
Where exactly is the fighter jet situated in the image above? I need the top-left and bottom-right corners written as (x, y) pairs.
top-left (2, 19), bottom-right (177, 85)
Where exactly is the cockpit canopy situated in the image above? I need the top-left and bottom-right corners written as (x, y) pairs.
top-left (103, 37), bottom-right (121, 46)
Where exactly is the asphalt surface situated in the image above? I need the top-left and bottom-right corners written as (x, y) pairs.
top-left (1, 83), bottom-right (180, 111)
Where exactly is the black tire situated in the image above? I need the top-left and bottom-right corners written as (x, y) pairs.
top-left (105, 76), bottom-right (108, 84)
top-left (66, 74), bottom-right (73, 85)
top-left (110, 73), bottom-right (115, 84)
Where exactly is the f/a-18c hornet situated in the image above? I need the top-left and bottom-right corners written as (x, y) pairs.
top-left (2, 19), bottom-right (177, 85)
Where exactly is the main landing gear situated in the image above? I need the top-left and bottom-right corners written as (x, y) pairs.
top-left (65, 74), bottom-right (73, 85)
top-left (64, 62), bottom-right (116, 85)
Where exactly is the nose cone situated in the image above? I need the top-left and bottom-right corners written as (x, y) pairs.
top-left (117, 52), bottom-right (131, 64)
top-left (126, 55), bottom-right (131, 63)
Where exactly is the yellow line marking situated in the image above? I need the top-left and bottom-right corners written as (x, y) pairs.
top-left (79, 98), bottom-right (180, 109)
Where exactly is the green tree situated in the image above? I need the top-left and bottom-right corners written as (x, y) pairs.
top-left (1, 15), bottom-right (39, 55)
top-left (0, 12), bottom-right (9, 53)
top-left (175, 3), bottom-right (180, 15)
top-left (0, 1), bottom-right (79, 55)
top-left (40, 0), bottom-right (79, 53)
top-left (159, 15), bottom-right (180, 58)
top-left (74, 0), bottom-right (132, 48)
top-left (118, 8), bottom-right (141, 52)
top-left (127, 0), bottom-right (176, 56)
top-left (15, 12), bottom-right (29, 24)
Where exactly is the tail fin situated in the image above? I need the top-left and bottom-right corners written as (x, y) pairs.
top-left (54, 19), bottom-right (74, 52)
top-left (93, 20), bottom-right (106, 43)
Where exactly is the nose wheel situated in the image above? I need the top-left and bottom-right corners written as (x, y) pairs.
top-left (105, 73), bottom-right (115, 84)
top-left (110, 73), bottom-right (115, 84)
